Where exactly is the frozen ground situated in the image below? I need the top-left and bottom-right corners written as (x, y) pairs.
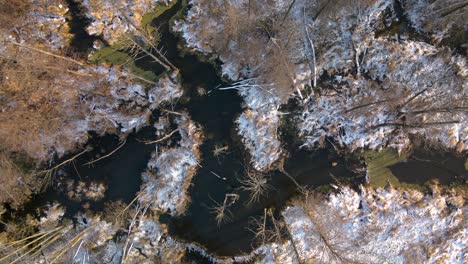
top-left (139, 112), bottom-right (203, 215)
top-left (0, 1), bottom-right (184, 162)
top-left (175, 0), bottom-right (467, 157)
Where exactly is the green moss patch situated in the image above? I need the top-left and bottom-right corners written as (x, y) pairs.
top-left (169, 0), bottom-right (188, 26)
top-left (89, 1), bottom-right (183, 83)
top-left (363, 148), bottom-right (408, 188)
top-left (90, 46), bottom-right (157, 82)
top-left (142, 1), bottom-right (178, 28)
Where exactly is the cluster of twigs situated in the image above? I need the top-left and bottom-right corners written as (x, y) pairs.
top-left (210, 193), bottom-right (240, 226)
top-left (239, 170), bottom-right (273, 206)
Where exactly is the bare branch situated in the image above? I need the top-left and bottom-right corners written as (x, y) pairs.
top-left (83, 139), bottom-right (127, 166)
top-left (305, 23), bottom-right (317, 88)
top-left (6, 41), bottom-right (86, 66)
top-left (37, 148), bottom-right (90, 176)
top-left (142, 129), bottom-right (179, 145)
top-left (372, 120), bottom-right (460, 129)
top-left (343, 99), bottom-right (391, 113)
top-left (281, 0), bottom-right (298, 24)
top-left (399, 88), bottom-right (428, 109)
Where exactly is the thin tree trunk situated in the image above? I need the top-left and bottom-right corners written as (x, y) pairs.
top-left (372, 120), bottom-right (460, 129)
top-left (439, 1), bottom-right (468, 17)
top-left (344, 99), bottom-right (391, 113)
top-left (305, 24), bottom-right (317, 88)
top-left (282, 0), bottom-right (298, 24)
top-left (402, 106), bottom-right (468, 115)
top-left (7, 41), bottom-right (85, 66)
top-left (281, 217), bottom-right (304, 264)
top-left (399, 88), bottom-right (428, 109)
top-left (117, 8), bottom-right (178, 72)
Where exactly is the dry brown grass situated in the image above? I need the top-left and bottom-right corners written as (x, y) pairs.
top-left (0, 46), bottom-right (107, 161)
top-left (0, 152), bottom-right (36, 208)
top-left (103, 200), bottom-right (134, 228)
top-left (249, 208), bottom-right (284, 245)
top-left (0, 0), bottom-right (31, 25)
top-left (203, 0), bottom-right (382, 102)
top-left (295, 192), bottom-right (354, 263)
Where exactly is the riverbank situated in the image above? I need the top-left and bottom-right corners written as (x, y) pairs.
top-left (0, 0), bottom-right (466, 263)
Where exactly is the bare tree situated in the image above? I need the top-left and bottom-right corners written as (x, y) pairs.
top-left (210, 193), bottom-right (239, 226)
top-left (297, 193), bottom-right (356, 264)
top-left (239, 169), bottom-right (272, 206)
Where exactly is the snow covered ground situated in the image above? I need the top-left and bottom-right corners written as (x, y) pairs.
top-left (173, 0), bottom-right (293, 171)
top-left (83, 0), bottom-right (174, 44)
top-left (272, 186), bottom-right (466, 264)
top-left (139, 112), bottom-right (203, 215)
top-left (128, 186), bottom-right (464, 264)
top-left (0, 1), bottom-right (72, 52)
top-left (298, 27), bottom-right (467, 153)
top-left (175, 0), bottom-right (467, 157)
top-left (34, 68), bottom-right (184, 161)
top-left (0, 0), bottom-right (184, 162)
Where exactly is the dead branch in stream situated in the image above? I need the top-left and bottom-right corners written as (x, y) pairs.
top-left (305, 23), bottom-right (317, 89)
top-left (213, 144), bottom-right (229, 162)
top-left (36, 148), bottom-right (90, 189)
top-left (143, 129), bottom-right (180, 145)
top-left (0, 226), bottom-right (66, 263)
top-left (278, 162), bottom-right (305, 193)
top-left (249, 208), bottom-right (269, 244)
top-left (123, 35), bottom-right (173, 72)
top-left (371, 120), bottom-right (460, 129)
top-left (83, 139), bottom-right (127, 166)
top-left (210, 193), bottom-right (239, 226)
top-left (249, 208), bottom-right (283, 244)
top-left (116, 7), bottom-right (178, 72)
top-left (343, 99), bottom-right (392, 113)
top-left (239, 170), bottom-right (272, 206)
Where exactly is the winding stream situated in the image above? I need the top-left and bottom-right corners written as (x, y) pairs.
top-left (2, 0), bottom-right (467, 260)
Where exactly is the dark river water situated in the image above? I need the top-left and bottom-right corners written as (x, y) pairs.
top-left (2, 0), bottom-right (467, 260)
top-left (390, 151), bottom-right (467, 185)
